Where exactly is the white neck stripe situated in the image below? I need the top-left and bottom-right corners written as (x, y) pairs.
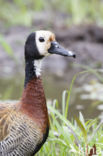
top-left (34, 60), bottom-right (42, 77)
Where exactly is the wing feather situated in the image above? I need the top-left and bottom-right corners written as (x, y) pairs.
top-left (0, 101), bottom-right (20, 141)
top-left (0, 101), bottom-right (42, 155)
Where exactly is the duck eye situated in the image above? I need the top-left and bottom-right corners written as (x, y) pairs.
top-left (39, 37), bottom-right (45, 42)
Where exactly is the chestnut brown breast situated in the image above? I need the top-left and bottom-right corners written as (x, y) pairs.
top-left (21, 77), bottom-right (49, 133)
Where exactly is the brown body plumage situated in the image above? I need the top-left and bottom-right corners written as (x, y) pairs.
top-left (21, 77), bottom-right (49, 132)
top-left (0, 78), bottom-right (49, 156)
top-left (0, 30), bottom-right (75, 156)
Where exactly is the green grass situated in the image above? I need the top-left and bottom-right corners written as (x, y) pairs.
top-left (0, 0), bottom-right (103, 26)
top-left (36, 72), bottom-right (103, 156)
top-left (0, 34), bottom-right (19, 64)
top-left (0, 35), bottom-right (15, 57)
top-left (0, 0), bottom-right (44, 26)
top-left (36, 90), bottom-right (103, 156)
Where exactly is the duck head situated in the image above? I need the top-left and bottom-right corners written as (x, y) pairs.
top-left (25, 30), bottom-right (76, 61)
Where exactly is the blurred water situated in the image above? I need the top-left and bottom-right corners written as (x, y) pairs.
top-left (0, 74), bottom-right (102, 120)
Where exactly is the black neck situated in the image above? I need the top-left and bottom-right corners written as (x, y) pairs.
top-left (24, 60), bottom-right (36, 87)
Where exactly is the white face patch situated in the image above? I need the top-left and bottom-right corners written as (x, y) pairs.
top-left (35, 30), bottom-right (55, 56)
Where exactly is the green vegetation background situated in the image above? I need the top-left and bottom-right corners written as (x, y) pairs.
top-left (0, 0), bottom-right (103, 155)
top-left (0, 0), bottom-right (103, 26)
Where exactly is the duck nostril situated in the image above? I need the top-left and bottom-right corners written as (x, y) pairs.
top-left (73, 54), bottom-right (76, 58)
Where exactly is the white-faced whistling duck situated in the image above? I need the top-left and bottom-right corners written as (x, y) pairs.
top-left (0, 30), bottom-right (76, 156)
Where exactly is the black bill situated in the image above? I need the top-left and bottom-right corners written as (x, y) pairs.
top-left (48, 41), bottom-right (76, 58)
